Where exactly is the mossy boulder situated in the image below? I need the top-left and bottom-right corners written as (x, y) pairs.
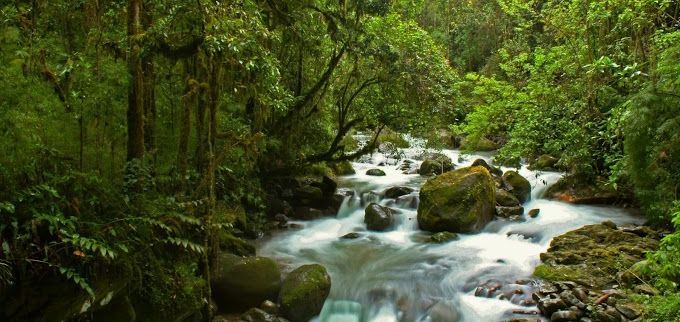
top-left (279, 264), bottom-right (331, 322)
top-left (211, 254), bottom-right (281, 312)
top-left (529, 154), bottom-right (559, 171)
top-left (364, 203), bottom-right (395, 231)
top-left (417, 166), bottom-right (496, 233)
top-left (544, 175), bottom-right (632, 205)
top-left (534, 224), bottom-right (659, 289)
top-left (460, 137), bottom-right (498, 151)
top-left (495, 189), bottom-right (520, 207)
top-left (418, 154), bottom-right (454, 176)
top-left (502, 171), bottom-right (531, 203)
top-left (366, 169), bottom-right (386, 176)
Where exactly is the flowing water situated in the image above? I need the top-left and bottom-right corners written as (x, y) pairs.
top-left (258, 139), bottom-right (644, 322)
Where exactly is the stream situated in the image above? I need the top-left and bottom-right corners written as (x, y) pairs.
top-left (258, 138), bottom-right (644, 322)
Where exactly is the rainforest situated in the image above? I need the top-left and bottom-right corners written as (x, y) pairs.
top-left (0, 0), bottom-right (679, 321)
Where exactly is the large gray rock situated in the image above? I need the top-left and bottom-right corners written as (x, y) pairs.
top-left (279, 264), bottom-right (331, 322)
top-left (417, 166), bottom-right (496, 233)
top-left (211, 254), bottom-right (281, 312)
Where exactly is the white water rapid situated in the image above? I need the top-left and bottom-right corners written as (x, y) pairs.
top-left (258, 137), bottom-right (643, 322)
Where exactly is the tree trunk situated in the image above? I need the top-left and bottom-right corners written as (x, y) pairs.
top-left (126, 0), bottom-right (145, 161)
top-left (142, 6), bottom-right (156, 169)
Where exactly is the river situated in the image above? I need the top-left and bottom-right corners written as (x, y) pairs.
top-left (258, 139), bottom-right (643, 322)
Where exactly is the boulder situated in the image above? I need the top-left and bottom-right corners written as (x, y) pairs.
top-left (496, 189), bottom-right (520, 207)
top-left (279, 264), bottom-right (331, 322)
top-left (364, 203), bottom-right (395, 231)
top-left (384, 186), bottom-right (414, 199)
top-left (471, 159), bottom-right (503, 177)
top-left (496, 206), bottom-right (524, 218)
top-left (502, 171), bottom-right (531, 203)
top-left (211, 254), bottom-right (281, 312)
top-left (417, 166), bottom-right (496, 233)
top-left (419, 154), bottom-right (454, 176)
top-left (366, 169), bottom-right (386, 176)
top-left (529, 155), bottom-right (559, 171)
top-left (537, 298), bottom-right (567, 316)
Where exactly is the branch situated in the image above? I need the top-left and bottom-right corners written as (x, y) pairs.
top-left (153, 36), bottom-right (205, 60)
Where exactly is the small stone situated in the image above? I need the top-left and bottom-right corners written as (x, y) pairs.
top-left (550, 310), bottom-right (580, 321)
top-left (261, 300), bottom-right (279, 314)
top-left (340, 232), bottom-right (363, 239)
top-left (539, 283), bottom-right (559, 294)
top-left (366, 169), bottom-right (386, 176)
top-left (496, 206), bottom-right (524, 218)
top-left (560, 291), bottom-right (586, 310)
top-left (538, 298), bottom-right (568, 316)
top-left (634, 284), bottom-right (659, 295)
top-left (430, 231), bottom-right (459, 243)
top-left (572, 288), bottom-right (588, 302)
top-left (528, 209), bottom-right (540, 218)
top-left (602, 220), bottom-right (617, 229)
top-left (384, 186), bottom-right (414, 199)
top-left (615, 303), bottom-right (642, 319)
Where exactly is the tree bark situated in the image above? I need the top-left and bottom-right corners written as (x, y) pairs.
top-left (126, 0), bottom-right (145, 161)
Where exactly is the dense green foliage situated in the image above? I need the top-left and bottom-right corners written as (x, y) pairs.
top-left (0, 0), bottom-right (678, 320)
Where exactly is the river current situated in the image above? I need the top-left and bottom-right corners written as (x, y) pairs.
top-left (258, 139), bottom-right (643, 322)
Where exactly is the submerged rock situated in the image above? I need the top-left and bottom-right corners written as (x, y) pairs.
top-left (496, 206), bottom-right (524, 218)
top-left (279, 264), bottom-right (331, 322)
top-left (364, 203), bottom-right (395, 231)
top-left (366, 169), bottom-right (386, 176)
top-left (417, 166), bottom-right (496, 233)
top-left (528, 209), bottom-right (540, 218)
top-left (429, 231), bottom-right (459, 243)
top-left (211, 254), bottom-right (281, 312)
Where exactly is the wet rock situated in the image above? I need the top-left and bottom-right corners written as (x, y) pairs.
top-left (538, 298), bottom-right (568, 316)
top-left (240, 308), bottom-right (288, 322)
top-left (396, 194), bottom-right (419, 208)
top-left (619, 225), bottom-right (656, 238)
top-left (211, 254), bottom-right (281, 312)
top-left (419, 154), bottom-right (454, 176)
top-left (427, 301), bottom-right (460, 322)
top-left (496, 206), bottom-right (524, 218)
top-left (502, 171), bottom-right (531, 203)
top-left (615, 303), bottom-right (641, 319)
top-left (366, 169), bottom-right (386, 176)
top-left (417, 166), bottom-right (496, 233)
top-left (528, 209), bottom-right (540, 218)
top-left (340, 232), bottom-right (363, 240)
top-left (430, 231), bottom-right (459, 243)
top-left (560, 290), bottom-right (586, 309)
top-left (364, 203), bottom-right (395, 231)
top-left (384, 186), bottom-right (414, 199)
top-left (279, 264), bottom-right (331, 322)
top-left (572, 288), bottom-right (588, 302)
top-left (551, 310), bottom-right (580, 321)
top-left (496, 189), bottom-right (521, 207)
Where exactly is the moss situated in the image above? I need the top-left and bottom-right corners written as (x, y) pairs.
top-left (211, 254), bottom-right (281, 312)
top-left (279, 264), bottom-right (331, 322)
top-left (533, 264), bottom-right (585, 283)
top-left (535, 224), bottom-right (659, 289)
top-left (502, 170), bottom-right (531, 203)
top-left (417, 166), bottom-right (496, 233)
top-left (330, 161), bottom-right (356, 176)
